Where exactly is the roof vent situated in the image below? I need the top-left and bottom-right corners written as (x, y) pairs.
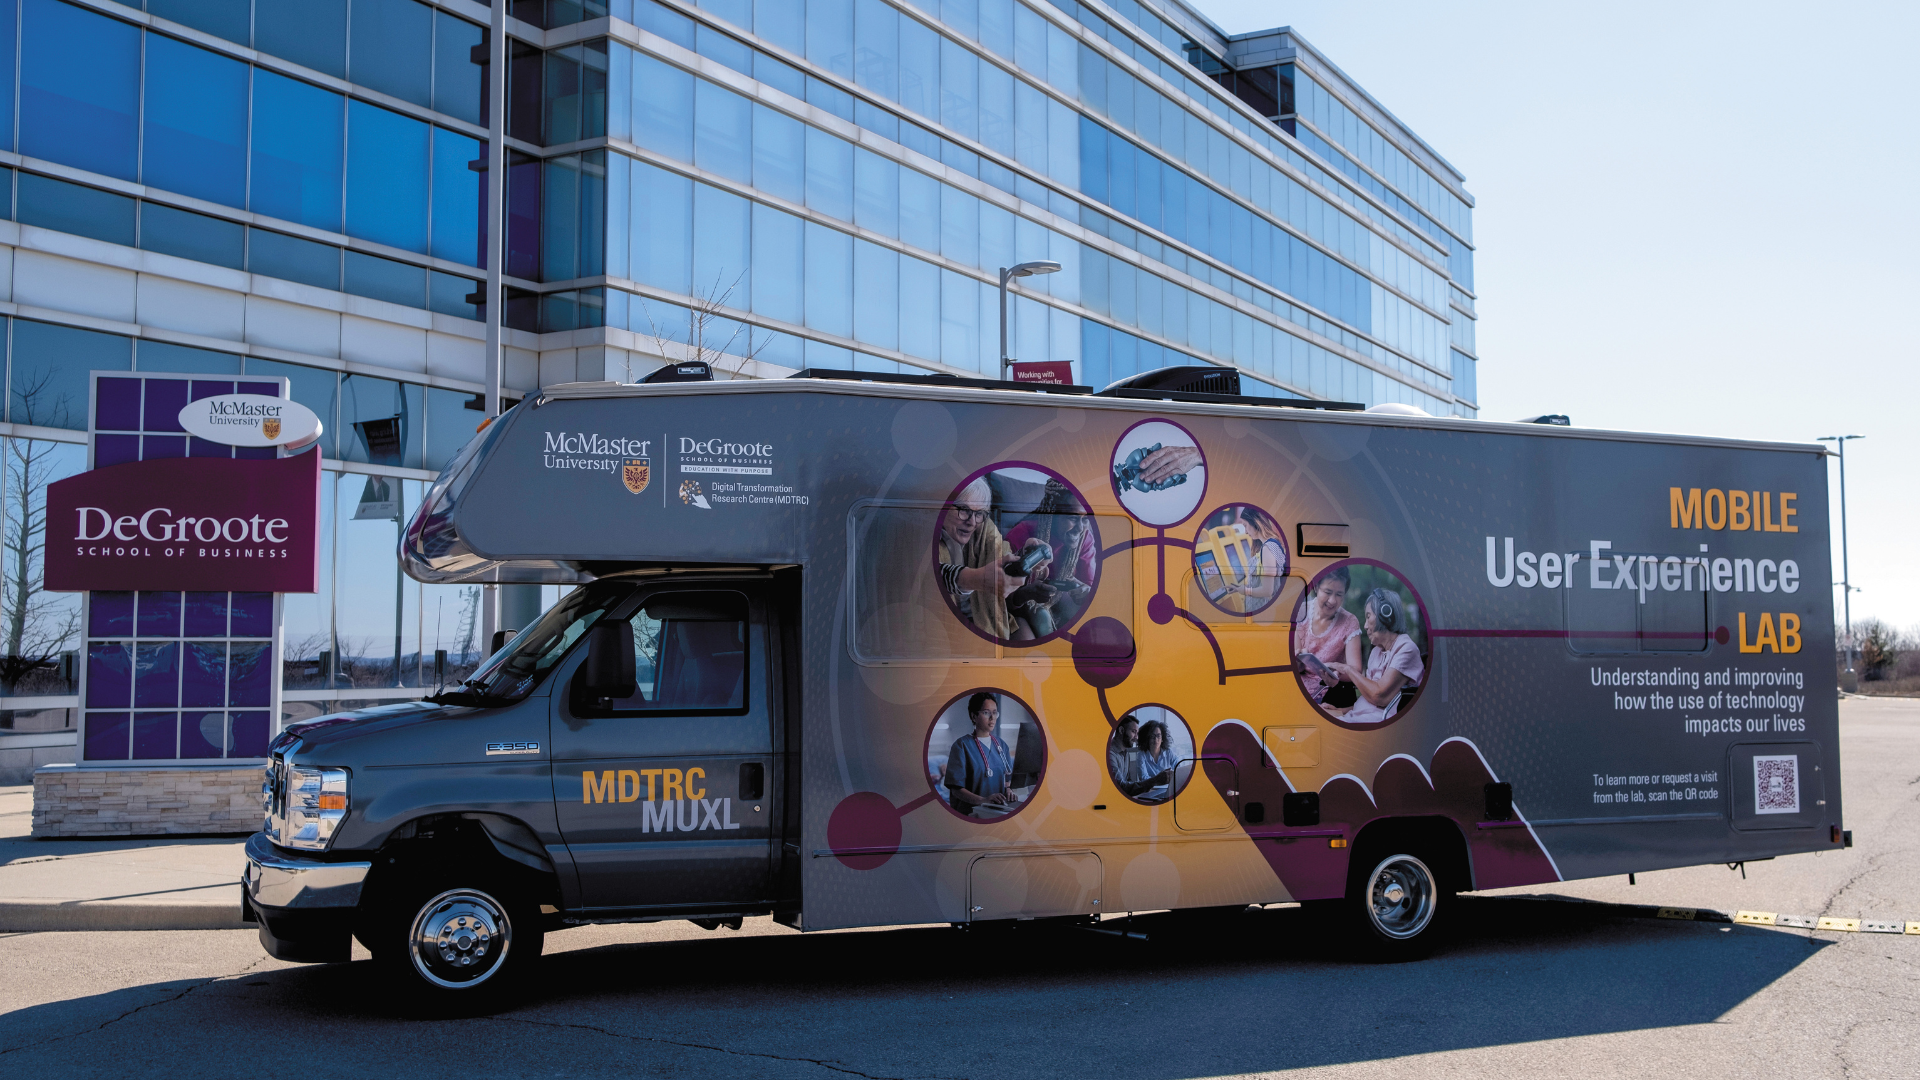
top-left (642, 361), bottom-right (714, 383)
top-left (1365, 403), bottom-right (1430, 417)
top-left (1519, 414), bottom-right (1571, 426)
top-left (1102, 364), bottom-right (1240, 396)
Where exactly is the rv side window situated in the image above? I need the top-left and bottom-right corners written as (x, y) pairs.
top-left (1565, 554), bottom-right (1711, 655)
top-left (604, 592), bottom-right (749, 712)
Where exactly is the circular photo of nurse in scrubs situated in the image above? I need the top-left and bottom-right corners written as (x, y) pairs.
top-left (925, 689), bottom-right (1047, 822)
top-left (1290, 559), bottom-right (1430, 729)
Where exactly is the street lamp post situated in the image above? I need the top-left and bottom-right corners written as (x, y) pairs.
top-left (998, 261), bottom-right (1062, 381)
top-left (1818, 434), bottom-right (1864, 686)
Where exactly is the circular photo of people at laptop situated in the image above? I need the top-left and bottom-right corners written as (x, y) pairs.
top-left (1106, 704), bottom-right (1195, 805)
top-left (1290, 559), bottom-right (1429, 729)
top-left (1110, 419), bottom-right (1206, 527)
top-left (926, 689), bottom-right (1048, 822)
top-left (933, 463), bottom-right (1102, 647)
top-left (1191, 503), bottom-right (1290, 617)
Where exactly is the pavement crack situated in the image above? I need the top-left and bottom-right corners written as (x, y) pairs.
top-left (0, 955), bottom-right (269, 1058)
top-left (494, 1014), bottom-right (961, 1080)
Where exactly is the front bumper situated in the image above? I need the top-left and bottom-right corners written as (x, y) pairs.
top-left (242, 832), bottom-right (373, 963)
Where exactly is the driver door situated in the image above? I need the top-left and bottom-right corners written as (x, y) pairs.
top-left (551, 586), bottom-right (778, 914)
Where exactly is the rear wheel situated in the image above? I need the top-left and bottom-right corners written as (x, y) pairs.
top-left (1350, 852), bottom-right (1445, 960)
top-left (375, 875), bottom-right (544, 1012)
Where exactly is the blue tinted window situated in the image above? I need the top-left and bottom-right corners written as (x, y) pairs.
top-left (148, 0), bottom-right (248, 44)
top-left (694, 80), bottom-right (750, 184)
top-left (806, 0), bottom-right (853, 79)
top-left (697, 0), bottom-right (750, 27)
top-left (852, 149), bottom-right (897, 237)
top-left (542, 156), bottom-right (579, 281)
top-left (898, 255), bottom-right (938, 360)
top-left (633, 52), bottom-right (692, 162)
top-left (803, 223), bottom-right (850, 337)
top-left (634, 0), bottom-right (694, 48)
top-left (429, 271), bottom-right (482, 320)
top-left (696, 23), bottom-right (752, 77)
top-left (12, 320), bottom-right (128, 428)
top-left (751, 104), bottom-right (803, 204)
top-left (432, 11), bottom-right (485, 125)
top-left (692, 183), bottom-right (750, 308)
top-left (345, 251), bottom-right (428, 307)
top-left (346, 101), bottom-right (429, 252)
top-left (143, 35), bottom-right (248, 207)
top-left (580, 150), bottom-right (606, 278)
top-left (20, 0), bottom-right (139, 180)
top-left (136, 341), bottom-right (241, 374)
top-left (340, 373), bottom-right (423, 468)
top-left (256, 0), bottom-right (347, 78)
top-left (750, 203), bottom-right (801, 324)
top-left (804, 127), bottom-right (853, 223)
top-left (852, 239), bottom-right (898, 351)
top-left (252, 72), bottom-right (345, 232)
top-left (424, 386), bottom-right (484, 470)
top-left (754, 0), bottom-right (803, 53)
top-left (430, 128), bottom-right (482, 266)
top-left (630, 161), bottom-right (689, 293)
top-left (17, 173), bottom-right (134, 245)
top-left (899, 167), bottom-right (938, 252)
top-left (249, 230), bottom-right (341, 290)
top-left (853, 0), bottom-right (897, 99)
top-left (350, 0), bottom-right (432, 106)
top-left (754, 51), bottom-right (804, 98)
top-left (0, 0), bottom-right (16, 149)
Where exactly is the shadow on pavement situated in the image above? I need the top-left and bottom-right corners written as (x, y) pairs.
top-left (0, 897), bottom-right (1829, 1077)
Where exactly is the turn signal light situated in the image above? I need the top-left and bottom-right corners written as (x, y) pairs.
top-left (317, 794), bottom-right (348, 811)
top-left (1329, 837), bottom-right (1347, 848)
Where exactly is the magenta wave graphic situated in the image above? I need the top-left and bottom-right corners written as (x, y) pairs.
top-left (1200, 723), bottom-right (1562, 901)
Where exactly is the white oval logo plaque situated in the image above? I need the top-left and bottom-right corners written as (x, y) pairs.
top-left (177, 394), bottom-right (323, 449)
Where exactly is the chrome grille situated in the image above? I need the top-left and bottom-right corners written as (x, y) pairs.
top-left (263, 755), bottom-right (288, 841)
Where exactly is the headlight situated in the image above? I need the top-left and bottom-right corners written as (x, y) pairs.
top-left (282, 765), bottom-right (350, 851)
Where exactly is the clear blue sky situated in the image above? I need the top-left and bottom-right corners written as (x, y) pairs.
top-left (1199, 0), bottom-right (1920, 637)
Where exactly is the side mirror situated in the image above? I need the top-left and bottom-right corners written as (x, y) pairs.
top-left (490, 628), bottom-right (517, 654)
top-left (583, 621), bottom-right (637, 700)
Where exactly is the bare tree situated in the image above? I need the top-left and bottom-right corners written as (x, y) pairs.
top-left (634, 272), bottom-right (769, 381)
top-left (0, 374), bottom-right (81, 696)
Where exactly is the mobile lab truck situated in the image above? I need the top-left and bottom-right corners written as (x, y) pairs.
top-left (242, 370), bottom-right (1842, 1000)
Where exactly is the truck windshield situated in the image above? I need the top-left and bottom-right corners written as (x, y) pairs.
top-left (446, 582), bottom-right (635, 704)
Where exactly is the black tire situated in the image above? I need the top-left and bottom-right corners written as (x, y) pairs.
top-left (1345, 851), bottom-right (1448, 961)
top-left (373, 871), bottom-right (544, 1014)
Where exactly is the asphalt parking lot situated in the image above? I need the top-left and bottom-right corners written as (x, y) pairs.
top-left (2, 697), bottom-right (1915, 1079)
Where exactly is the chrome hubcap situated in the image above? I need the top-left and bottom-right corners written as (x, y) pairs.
top-left (409, 889), bottom-right (512, 989)
top-left (1366, 854), bottom-right (1436, 940)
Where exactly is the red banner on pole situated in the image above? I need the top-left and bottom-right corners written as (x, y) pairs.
top-left (46, 452), bottom-right (323, 593)
top-left (1009, 361), bottom-right (1075, 385)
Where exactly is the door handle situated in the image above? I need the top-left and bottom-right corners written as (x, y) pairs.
top-left (739, 762), bottom-right (764, 801)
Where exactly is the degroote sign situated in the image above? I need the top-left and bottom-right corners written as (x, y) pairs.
top-left (45, 452), bottom-right (323, 592)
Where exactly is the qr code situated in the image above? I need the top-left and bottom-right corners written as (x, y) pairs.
top-left (1754, 755), bottom-right (1800, 815)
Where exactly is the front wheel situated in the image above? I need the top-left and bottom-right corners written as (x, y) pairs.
top-left (377, 879), bottom-right (543, 1011)
top-left (1352, 853), bottom-right (1445, 960)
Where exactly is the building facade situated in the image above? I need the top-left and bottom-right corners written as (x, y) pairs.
top-left (0, 0), bottom-right (1477, 781)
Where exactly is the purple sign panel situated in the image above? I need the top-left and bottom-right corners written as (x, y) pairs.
top-left (47, 452), bottom-right (322, 593)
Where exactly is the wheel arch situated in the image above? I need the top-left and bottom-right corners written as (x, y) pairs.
top-left (1348, 815), bottom-right (1474, 896)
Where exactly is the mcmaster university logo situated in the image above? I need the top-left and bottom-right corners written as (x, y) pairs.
top-left (622, 458), bottom-right (650, 494)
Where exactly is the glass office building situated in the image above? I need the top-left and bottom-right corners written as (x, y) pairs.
top-left (0, 0), bottom-right (1478, 776)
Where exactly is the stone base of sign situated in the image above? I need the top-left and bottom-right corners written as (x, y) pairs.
top-left (31, 764), bottom-right (262, 838)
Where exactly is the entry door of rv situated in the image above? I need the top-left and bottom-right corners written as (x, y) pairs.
top-left (551, 585), bottom-right (779, 914)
